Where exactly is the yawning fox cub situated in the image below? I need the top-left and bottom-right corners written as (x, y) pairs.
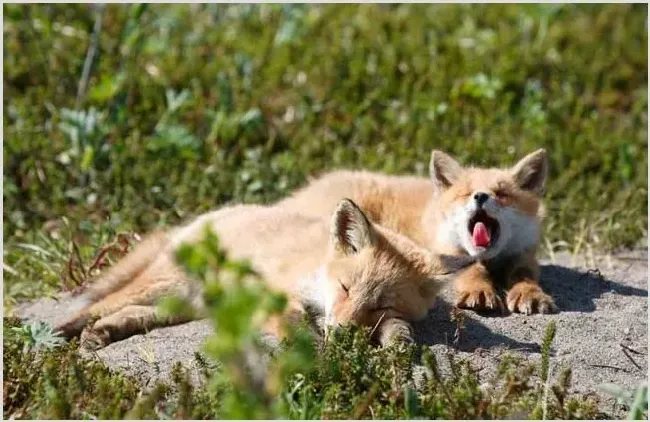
top-left (279, 149), bottom-right (556, 314)
top-left (56, 199), bottom-right (472, 349)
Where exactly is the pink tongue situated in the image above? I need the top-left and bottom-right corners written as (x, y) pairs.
top-left (472, 222), bottom-right (491, 248)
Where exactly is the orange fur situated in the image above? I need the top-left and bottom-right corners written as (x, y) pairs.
top-left (279, 149), bottom-right (556, 314)
top-left (56, 200), bottom-right (473, 349)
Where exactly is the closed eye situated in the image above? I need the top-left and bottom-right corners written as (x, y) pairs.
top-left (495, 182), bottom-right (510, 198)
top-left (373, 306), bottom-right (394, 313)
top-left (339, 280), bottom-right (349, 295)
top-left (456, 192), bottom-right (472, 200)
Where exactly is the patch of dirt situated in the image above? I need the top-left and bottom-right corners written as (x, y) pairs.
top-left (416, 248), bottom-right (648, 414)
top-left (15, 249), bottom-right (647, 412)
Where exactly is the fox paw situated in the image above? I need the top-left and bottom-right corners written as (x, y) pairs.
top-left (79, 327), bottom-right (111, 350)
top-left (377, 319), bottom-right (414, 347)
top-left (506, 283), bottom-right (557, 315)
top-left (456, 284), bottom-right (504, 312)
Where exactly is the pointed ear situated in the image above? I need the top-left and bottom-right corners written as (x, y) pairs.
top-left (330, 199), bottom-right (375, 255)
top-left (511, 149), bottom-right (548, 196)
top-left (429, 150), bottom-right (463, 192)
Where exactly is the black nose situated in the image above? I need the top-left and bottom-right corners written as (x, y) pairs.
top-left (473, 192), bottom-right (489, 206)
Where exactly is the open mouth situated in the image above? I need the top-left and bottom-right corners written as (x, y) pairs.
top-left (468, 210), bottom-right (500, 249)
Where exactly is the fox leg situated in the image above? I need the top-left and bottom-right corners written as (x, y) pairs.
top-left (505, 251), bottom-right (556, 314)
top-left (260, 299), bottom-right (307, 340)
top-left (76, 273), bottom-right (197, 349)
top-left (80, 305), bottom-right (193, 350)
top-left (376, 317), bottom-right (414, 346)
top-left (56, 289), bottom-right (146, 339)
top-left (454, 262), bottom-right (504, 312)
top-left (55, 231), bottom-right (170, 339)
top-left (56, 257), bottom-right (197, 340)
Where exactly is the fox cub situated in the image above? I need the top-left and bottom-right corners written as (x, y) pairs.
top-left (279, 149), bottom-right (556, 314)
top-left (56, 199), bottom-right (472, 349)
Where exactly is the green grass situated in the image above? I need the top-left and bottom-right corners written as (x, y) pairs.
top-left (3, 4), bottom-right (648, 419)
top-left (3, 316), bottom-right (220, 419)
top-left (4, 3), bottom-right (647, 306)
top-left (3, 316), bottom-right (606, 419)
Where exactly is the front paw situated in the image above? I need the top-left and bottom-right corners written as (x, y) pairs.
top-left (80, 327), bottom-right (111, 350)
top-left (456, 283), bottom-right (504, 312)
top-left (377, 318), bottom-right (414, 347)
top-left (506, 282), bottom-right (557, 315)
top-left (79, 315), bottom-right (120, 350)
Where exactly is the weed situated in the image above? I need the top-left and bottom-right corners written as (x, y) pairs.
top-left (600, 383), bottom-right (649, 420)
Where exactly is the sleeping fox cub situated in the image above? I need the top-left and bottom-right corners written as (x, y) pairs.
top-left (56, 199), bottom-right (473, 349)
top-left (279, 149), bottom-right (556, 314)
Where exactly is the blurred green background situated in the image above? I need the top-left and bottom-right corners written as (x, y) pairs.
top-left (3, 4), bottom-right (648, 306)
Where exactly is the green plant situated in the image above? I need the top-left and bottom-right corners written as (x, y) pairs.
top-left (171, 227), bottom-right (317, 419)
top-left (601, 383), bottom-right (649, 420)
top-left (3, 317), bottom-right (143, 419)
top-left (9, 321), bottom-right (66, 353)
top-left (4, 317), bottom-right (222, 419)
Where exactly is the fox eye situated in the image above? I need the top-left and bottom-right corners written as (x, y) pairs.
top-left (339, 280), bottom-right (349, 295)
top-left (373, 306), bottom-right (393, 313)
top-left (495, 189), bottom-right (509, 198)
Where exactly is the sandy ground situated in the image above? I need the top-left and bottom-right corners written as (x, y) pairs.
top-left (15, 248), bottom-right (648, 412)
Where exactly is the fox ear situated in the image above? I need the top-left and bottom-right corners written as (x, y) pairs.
top-left (330, 199), bottom-right (375, 255)
top-left (429, 150), bottom-right (463, 192)
top-left (511, 149), bottom-right (548, 196)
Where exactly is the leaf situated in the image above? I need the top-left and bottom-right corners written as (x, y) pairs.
top-left (404, 385), bottom-right (420, 418)
top-left (165, 89), bottom-right (191, 113)
top-left (88, 73), bottom-right (125, 103)
top-left (628, 385), bottom-right (648, 420)
top-left (157, 296), bottom-right (197, 321)
top-left (599, 383), bottom-right (633, 403)
top-left (15, 243), bottom-right (55, 258)
top-left (80, 145), bottom-right (95, 172)
top-left (11, 321), bottom-right (66, 352)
